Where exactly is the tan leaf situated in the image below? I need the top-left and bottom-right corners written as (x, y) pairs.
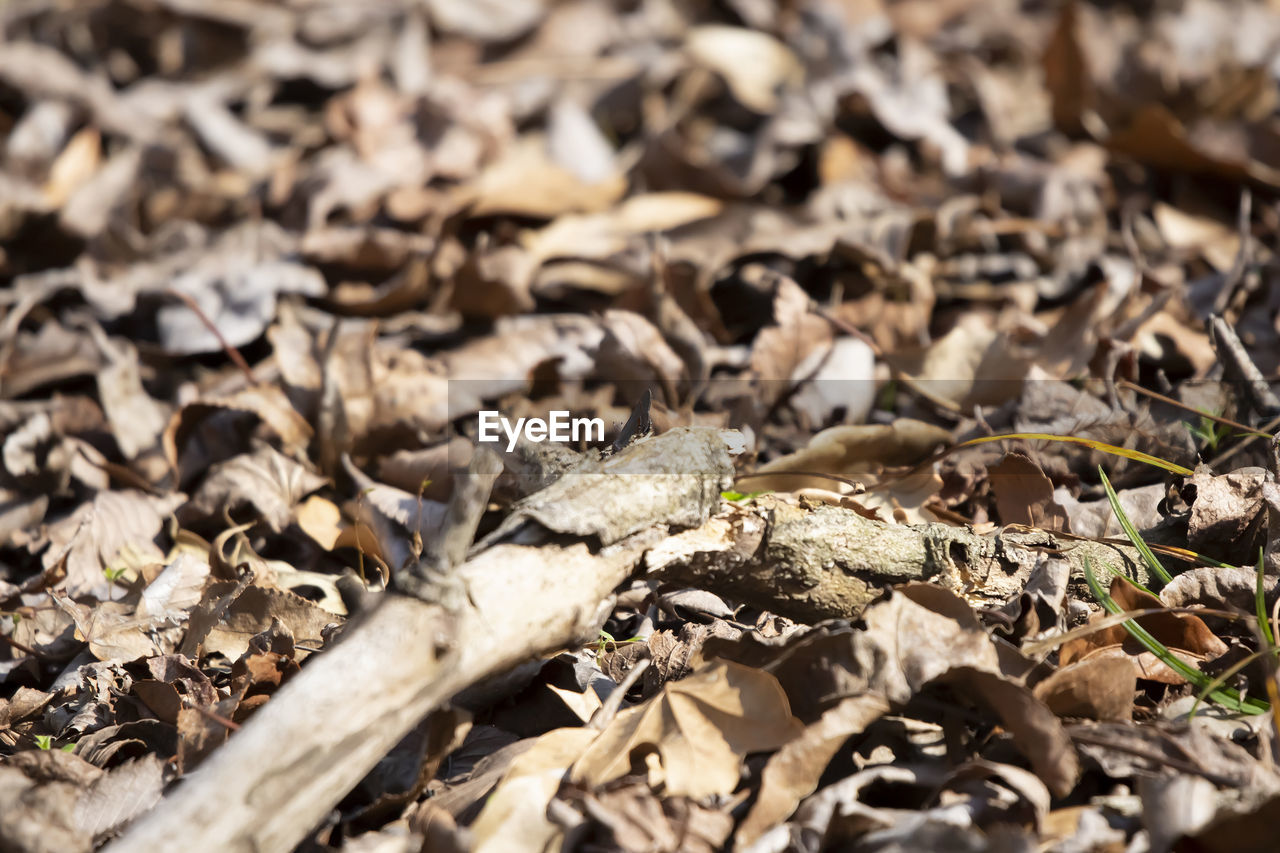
top-left (183, 443), bottom-right (327, 532)
top-left (1033, 656), bottom-right (1135, 721)
top-left (988, 451), bottom-right (1070, 531)
top-left (571, 660), bottom-right (803, 797)
top-left (736, 694), bottom-right (891, 847)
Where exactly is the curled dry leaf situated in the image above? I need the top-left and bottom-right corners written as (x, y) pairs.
top-left (182, 443), bottom-right (328, 532)
top-left (180, 582), bottom-right (338, 663)
top-left (38, 490), bottom-right (185, 599)
top-left (469, 728), bottom-right (600, 853)
top-left (736, 694), bottom-right (891, 847)
top-left (1060, 576), bottom-right (1229, 685)
top-left (1033, 656), bottom-right (1136, 721)
top-left (1187, 465), bottom-right (1270, 566)
top-left (163, 385), bottom-right (313, 484)
top-left (54, 595), bottom-right (164, 664)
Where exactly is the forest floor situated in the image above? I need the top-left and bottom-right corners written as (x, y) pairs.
top-left (5, 1), bottom-right (1280, 851)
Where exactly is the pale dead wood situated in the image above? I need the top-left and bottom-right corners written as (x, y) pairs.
top-left (107, 543), bottom-right (639, 852)
top-left (647, 497), bottom-right (1152, 622)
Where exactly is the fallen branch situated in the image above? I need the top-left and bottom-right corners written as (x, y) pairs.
top-left (107, 428), bottom-right (738, 852)
top-left (646, 497), bottom-right (1152, 622)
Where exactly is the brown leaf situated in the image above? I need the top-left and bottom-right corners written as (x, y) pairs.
top-left (568, 783), bottom-right (734, 853)
top-left (735, 694), bottom-right (890, 847)
top-left (685, 26), bottom-right (802, 114)
top-left (40, 490), bottom-right (185, 598)
top-left (571, 660), bottom-right (803, 797)
top-left (1033, 656), bottom-right (1135, 721)
top-left (749, 274), bottom-right (833, 399)
top-left (1042, 0), bottom-right (1094, 132)
top-left (750, 419), bottom-right (952, 499)
top-left (0, 765), bottom-right (92, 853)
top-left (180, 582), bottom-right (338, 662)
top-left (988, 451), bottom-right (1070, 531)
top-left (54, 595), bottom-right (163, 664)
top-left (465, 135), bottom-right (626, 219)
top-left (163, 384), bottom-right (314, 486)
top-left (1187, 466), bottom-right (1268, 566)
top-left (182, 443), bottom-right (327, 532)
top-left (1110, 577), bottom-right (1229, 659)
top-left (470, 728), bottom-right (600, 852)
top-left (936, 666), bottom-right (1081, 798)
top-left (73, 756), bottom-right (166, 842)
top-left (93, 338), bottom-right (169, 463)
top-left (1107, 104), bottom-right (1280, 190)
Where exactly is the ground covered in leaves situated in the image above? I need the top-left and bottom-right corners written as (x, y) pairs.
top-left (5, 0), bottom-right (1280, 850)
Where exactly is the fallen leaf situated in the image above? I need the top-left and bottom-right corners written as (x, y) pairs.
top-left (571, 660), bottom-right (803, 797)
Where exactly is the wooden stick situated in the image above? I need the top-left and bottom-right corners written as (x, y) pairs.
top-left (107, 428), bottom-right (735, 853)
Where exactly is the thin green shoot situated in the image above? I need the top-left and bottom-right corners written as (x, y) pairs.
top-left (594, 629), bottom-right (645, 666)
top-left (1083, 557), bottom-right (1268, 715)
top-left (1188, 644), bottom-right (1280, 719)
top-left (1099, 466), bottom-right (1172, 586)
top-left (876, 381), bottom-right (898, 413)
top-left (34, 734), bottom-right (66, 750)
top-left (1185, 411), bottom-right (1233, 452)
top-left (1257, 549), bottom-right (1276, 649)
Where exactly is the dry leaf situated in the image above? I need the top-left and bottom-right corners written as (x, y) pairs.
top-left (571, 660), bottom-right (803, 797)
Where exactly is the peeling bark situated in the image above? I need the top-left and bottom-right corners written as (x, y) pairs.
top-left (647, 498), bottom-right (1151, 622)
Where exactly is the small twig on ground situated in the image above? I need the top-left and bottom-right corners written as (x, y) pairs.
top-left (1212, 189), bottom-right (1254, 317)
top-left (163, 288), bottom-right (258, 386)
top-left (1118, 379), bottom-right (1269, 438)
top-left (735, 470), bottom-right (864, 492)
top-left (396, 445), bottom-right (503, 606)
top-left (1208, 314), bottom-right (1280, 420)
top-left (1068, 729), bottom-right (1242, 787)
top-left (0, 631), bottom-right (42, 657)
top-left (193, 704), bottom-right (242, 732)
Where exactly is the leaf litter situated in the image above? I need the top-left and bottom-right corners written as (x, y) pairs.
top-left (5, 0), bottom-right (1280, 851)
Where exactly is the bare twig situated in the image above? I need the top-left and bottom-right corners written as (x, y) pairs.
top-left (734, 469), bottom-right (864, 492)
top-left (162, 288), bottom-right (258, 386)
top-left (1206, 315), bottom-right (1280, 468)
top-left (1068, 729), bottom-right (1243, 788)
top-left (0, 631), bottom-right (42, 657)
top-left (1118, 379), bottom-right (1270, 438)
top-left (1212, 189), bottom-right (1253, 317)
top-left (396, 445), bottom-right (504, 605)
top-left (192, 704), bottom-right (242, 732)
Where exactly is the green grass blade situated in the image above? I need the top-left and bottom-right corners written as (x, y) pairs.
top-left (1097, 556), bottom-right (1159, 598)
top-left (1258, 548), bottom-right (1276, 649)
top-left (1099, 467), bottom-right (1173, 586)
top-left (1083, 558), bottom-right (1269, 715)
top-left (1189, 645), bottom-right (1280, 719)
